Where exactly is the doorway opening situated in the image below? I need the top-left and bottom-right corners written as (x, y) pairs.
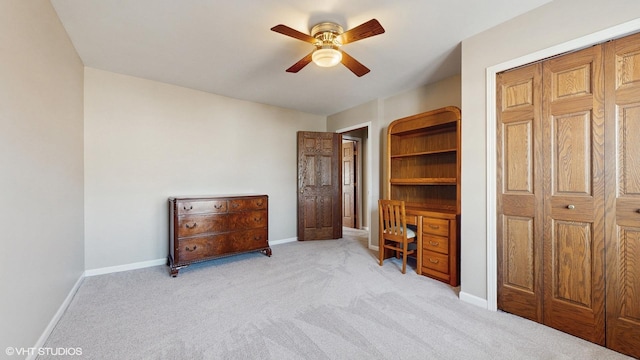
top-left (337, 124), bottom-right (370, 246)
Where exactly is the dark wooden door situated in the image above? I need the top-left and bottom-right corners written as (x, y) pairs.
top-left (297, 131), bottom-right (342, 240)
top-left (342, 140), bottom-right (356, 228)
top-left (604, 33), bottom-right (640, 358)
top-left (542, 45), bottom-right (606, 344)
top-left (496, 63), bottom-right (544, 322)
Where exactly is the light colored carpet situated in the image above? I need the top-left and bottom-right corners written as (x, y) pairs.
top-left (40, 229), bottom-right (631, 359)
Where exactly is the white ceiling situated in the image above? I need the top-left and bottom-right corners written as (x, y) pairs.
top-left (50, 0), bottom-right (551, 116)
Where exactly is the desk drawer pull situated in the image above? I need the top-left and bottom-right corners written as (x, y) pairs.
top-left (429, 241), bottom-right (440, 246)
top-left (428, 224), bottom-right (439, 230)
top-left (429, 258), bottom-right (439, 264)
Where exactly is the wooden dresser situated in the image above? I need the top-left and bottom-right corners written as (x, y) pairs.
top-left (168, 194), bottom-right (271, 277)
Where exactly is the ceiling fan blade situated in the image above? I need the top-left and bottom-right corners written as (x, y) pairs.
top-left (286, 51), bottom-right (314, 73)
top-left (339, 19), bottom-right (385, 45)
top-left (271, 24), bottom-right (317, 44)
top-left (341, 51), bottom-right (370, 77)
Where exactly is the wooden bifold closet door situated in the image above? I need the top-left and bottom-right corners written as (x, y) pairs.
top-left (497, 32), bottom-right (640, 358)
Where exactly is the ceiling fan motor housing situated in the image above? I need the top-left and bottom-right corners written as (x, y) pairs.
top-left (311, 22), bottom-right (343, 49)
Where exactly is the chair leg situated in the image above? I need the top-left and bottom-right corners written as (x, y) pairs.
top-left (401, 250), bottom-right (407, 274)
top-left (402, 241), bottom-right (409, 274)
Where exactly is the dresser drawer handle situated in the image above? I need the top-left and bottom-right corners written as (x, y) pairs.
top-left (429, 258), bottom-right (439, 264)
top-left (183, 205), bottom-right (193, 211)
top-left (254, 235), bottom-right (262, 241)
top-left (256, 201), bottom-right (264, 206)
top-left (214, 204), bottom-right (223, 209)
top-left (185, 245), bottom-right (197, 252)
top-left (428, 224), bottom-right (440, 230)
top-left (636, 209), bottom-right (640, 214)
top-left (254, 217), bottom-right (262, 222)
top-left (185, 223), bottom-right (197, 229)
top-left (232, 203), bottom-right (239, 208)
top-left (429, 241), bottom-right (440, 246)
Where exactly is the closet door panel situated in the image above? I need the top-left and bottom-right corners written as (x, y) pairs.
top-left (605, 32), bottom-right (640, 358)
top-left (497, 64), bottom-right (543, 322)
top-left (542, 45), bottom-right (605, 345)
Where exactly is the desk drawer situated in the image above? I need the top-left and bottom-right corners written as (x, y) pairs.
top-left (422, 217), bottom-right (449, 237)
top-left (422, 250), bottom-right (449, 274)
top-left (424, 234), bottom-right (449, 255)
top-left (405, 214), bottom-right (418, 226)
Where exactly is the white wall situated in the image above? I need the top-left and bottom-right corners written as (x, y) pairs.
top-left (0, 0), bottom-right (84, 351)
top-left (460, 0), bottom-right (640, 306)
top-left (84, 68), bottom-right (326, 270)
top-left (327, 75), bottom-right (461, 248)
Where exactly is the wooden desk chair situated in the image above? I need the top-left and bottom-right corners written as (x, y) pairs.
top-left (378, 199), bottom-right (417, 274)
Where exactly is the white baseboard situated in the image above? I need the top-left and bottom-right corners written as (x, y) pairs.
top-left (84, 258), bottom-right (167, 277)
top-left (459, 291), bottom-right (489, 310)
top-left (269, 237), bottom-right (297, 246)
top-left (27, 274), bottom-right (85, 360)
top-left (85, 237), bottom-right (299, 277)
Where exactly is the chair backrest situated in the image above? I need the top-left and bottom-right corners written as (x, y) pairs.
top-left (378, 199), bottom-right (409, 241)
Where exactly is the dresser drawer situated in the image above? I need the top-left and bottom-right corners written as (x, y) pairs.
top-left (177, 214), bottom-right (228, 237)
top-left (424, 234), bottom-right (449, 255)
top-left (228, 228), bottom-right (269, 252)
top-left (228, 210), bottom-right (267, 230)
top-left (176, 234), bottom-right (231, 262)
top-left (422, 217), bottom-right (449, 237)
top-left (228, 197), bottom-right (267, 212)
top-left (422, 250), bottom-right (449, 274)
top-left (176, 200), bottom-right (227, 215)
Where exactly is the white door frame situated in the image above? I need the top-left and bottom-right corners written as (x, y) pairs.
top-left (336, 122), bottom-right (372, 248)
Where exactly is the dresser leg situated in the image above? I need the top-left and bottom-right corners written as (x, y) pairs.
top-left (170, 267), bottom-right (179, 277)
top-left (263, 247), bottom-right (272, 257)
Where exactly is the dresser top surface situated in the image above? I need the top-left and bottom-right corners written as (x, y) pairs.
top-left (169, 194), bottom-right (267, 201)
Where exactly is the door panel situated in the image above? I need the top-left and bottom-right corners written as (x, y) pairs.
top-left (297, 131), bottom-right (342, 240)
top-left (604, 33), bottom-right (640, 358)
top-left (342, 140), bottom-right (356, 228)
top-left (542, 45), bottom-right (605, 345)
top-left (497, 63), bottom-right (544, 322)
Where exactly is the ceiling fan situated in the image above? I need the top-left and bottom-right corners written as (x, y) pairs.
top-left (270, 19), bottom-right (385, 77)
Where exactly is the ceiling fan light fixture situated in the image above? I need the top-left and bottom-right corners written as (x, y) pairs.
top-left (312, 48), bottom-right (342, 68)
